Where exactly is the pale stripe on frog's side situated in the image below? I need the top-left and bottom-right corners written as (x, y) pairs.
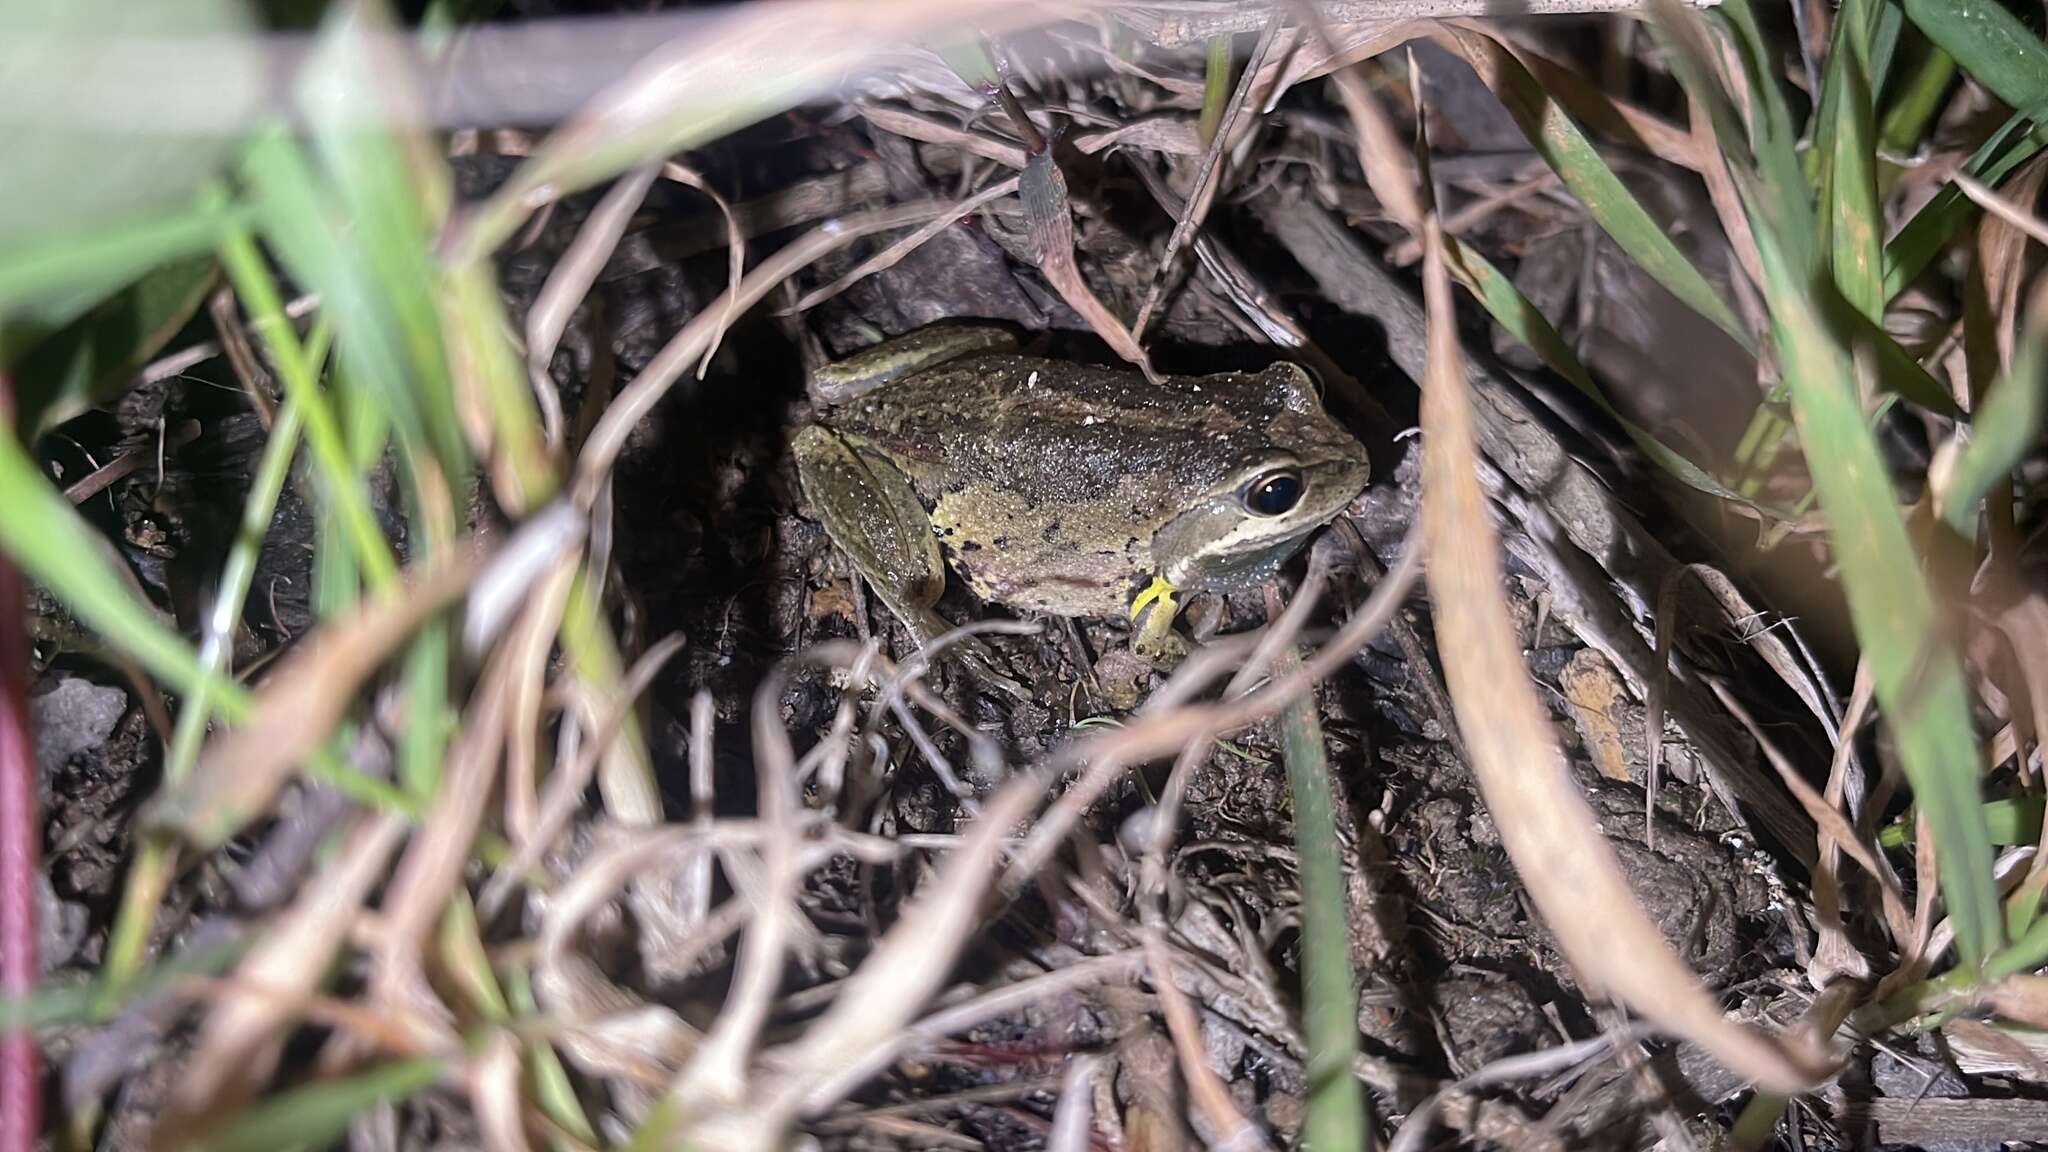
top-left (792, 323), bottom-right (1369, 672)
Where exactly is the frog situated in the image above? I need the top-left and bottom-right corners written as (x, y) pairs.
top-left (791, 324), bottom-right (1370, 679)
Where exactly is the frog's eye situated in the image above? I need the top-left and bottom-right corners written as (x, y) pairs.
top-left (1242, 468), bottom-right (1305, 516)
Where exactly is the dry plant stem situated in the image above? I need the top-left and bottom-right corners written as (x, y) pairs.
top-left (0, 452), bottom-right (35, 1152)
top-left (502, 558), bottom-right (579, 843)
top-left (1046, 1055), bottom-right (1101, 1152)
top-left (1708, 681), bottom-right (1910, 940)
top-left (788, 177), bottom-right (1019, 313)
top-left (1009, 524), bottom-right (1424, 893)
top-left (574, 202), bottom-right (945, 505)
top-left (370, 644), bottom-right (517, 1044)
top-left (169, 810), bottom-right (409, 1119)
top-left (673, 670), bottom-right (804, 1108)
top-left (1387, 1029), bottom-right (1643, 1152)
top-left (528, 162), bottom-right (662, 450)
top-left (481, 630), bottom-right (687, 915)
top-left (1414, 206), bottom-right (1824, 1093)
top-left (1140, 549), bottom-right (1333, 904)
top-left (1142, 925), bottom-right (1273, 1151)
top-left (762, 779), bottom-right (1047, 1122)
top-left (1955, 172), bottom-right (2048, 250)
top-left (1132, 17), bottom-right (1282, 339)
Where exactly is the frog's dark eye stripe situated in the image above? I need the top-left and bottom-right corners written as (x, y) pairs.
top-left (1242, 468), bottom-right (1304, 517)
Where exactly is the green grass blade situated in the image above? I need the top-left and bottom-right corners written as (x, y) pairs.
top-left (1445, 237), bottom-right (1758, 503)
top-left (298, 3), bottom-right (471, 481)
top-left (1277, 649), bottom-right (1371, 1152)
top-left (1819, 0), bottom-right (1885, 322)
top-left (1713, 0), bottom-right (1816, 266)
top-left (1902, 0), bottom-right (2048, 120)
top-left (219, 166), bottom-right (400, 590)
top-left (1884, 115), bottom-right (2046, 298)
top-left (1879, 40), bottom-right (1958, 155)
top-left (10, 256), bottom-right (218, 439)
top-left (0, 207), bottom-right (229, 338)
top-left (0, 427), bottom-right (240, 709)
top-left (1749, 205), bottom-right (2000, 969)
top-left (1465, 29), bottom-right (1751, 350)
top-left (1940, 293), bottom-right (2046, 537)
top-left (189, 1058), bottom-right (445, 1152)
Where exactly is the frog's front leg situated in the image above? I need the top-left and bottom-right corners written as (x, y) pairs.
top-left (793, 425), bottom-right (1027, 697)
top-left (1130, 576), bottom-right (1191, 667)
top-left (809, 324), bottom-right (1017, 403)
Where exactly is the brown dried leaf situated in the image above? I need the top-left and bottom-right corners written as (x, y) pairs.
top-left (1020, 148), bottom-right (1156, 380)
top-left (1415, 209), bottom-right (1828, 1094)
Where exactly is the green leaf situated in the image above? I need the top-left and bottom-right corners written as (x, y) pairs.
top-left (11, 256), bottom-right (217, 439)
top-left (188, 1059), bottom-right (444, 1152)
top-left (0, 0), bottom-right (254, 331)
top-left (1445, 237), bottom-right (1760, 504)
top-left (1749, 200), bottom-right (2000, 969)
top-left (1902, 0), bottom-right (2048, 118)
top-left (1467, 29), bottom-right (1752, 350)
top-left (1818, 0), bottom-right (1885, 322)
top-left (1941, 293), bottom-right (2046, 537)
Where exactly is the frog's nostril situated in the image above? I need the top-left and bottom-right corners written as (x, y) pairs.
top-left (1242, 468), bottom-right (1304, 516)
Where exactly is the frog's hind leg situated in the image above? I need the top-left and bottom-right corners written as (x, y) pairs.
top-left (792, 425), bottom-right (950, 643)
top-left (808, 324), bottom-right (1017, 401)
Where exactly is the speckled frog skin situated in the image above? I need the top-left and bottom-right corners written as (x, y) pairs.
top-left (792, 325), bottom-right (1369, 655)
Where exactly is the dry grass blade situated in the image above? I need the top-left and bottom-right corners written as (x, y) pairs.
top-left (573, 202), bottom-right (945, 504)
top-left (526, 163), bottom-right (661, 449)
top-left (761, 776), bottom-right (1041, 1122)
top-left (457, 0), bottom-right (1071, 257)
top-left (1414, 211), bottom-right (1827, 1093)
top-left (144, 553), bottom-right (479, 850)
top-left (164, 811), bottom-right (410, 1127)
top-left (671, 673), bottom-right (804, 1112)
top-left (1132, 19), bottom-right (1281, 339)
top-left (788, 177), bottom-right (1020, 314)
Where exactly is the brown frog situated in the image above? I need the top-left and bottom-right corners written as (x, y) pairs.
top-left (793, 325), bottom-right (1369, 668)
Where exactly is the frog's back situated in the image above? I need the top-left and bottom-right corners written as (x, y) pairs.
top-left (826, 352), bottom-right (1280, 505)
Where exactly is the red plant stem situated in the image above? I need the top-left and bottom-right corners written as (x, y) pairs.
top-left (0, 375), bottom-right (39, 1152)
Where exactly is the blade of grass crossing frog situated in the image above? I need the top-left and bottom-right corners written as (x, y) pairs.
top-left (1940, 288), bottom-right (2047, 538)
top-left (1748, 211), bottom-right (2001, 968)
top-left (1886, 115), bottom-right (2047, 299)
top-left (299, 5), bottom-right (471, 482)
top-left (1444, 237), bottom-right (1754, 503)
top-left (1454, 26), bottom-right (1751, 351)
top-left (1817, 0), bottom-right (1885, 322)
